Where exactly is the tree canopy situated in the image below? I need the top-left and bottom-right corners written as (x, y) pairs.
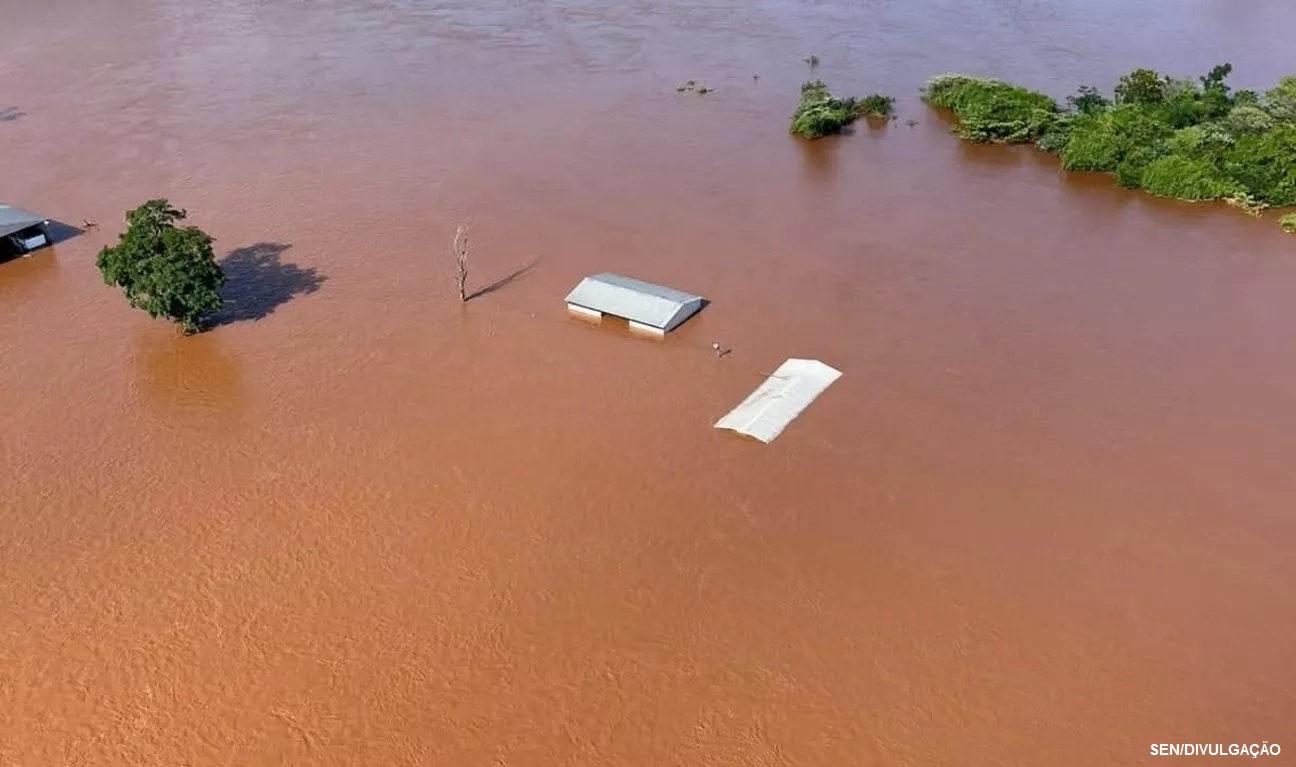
top-left (923, 65), bottom-right (1296, 229)
top-left (96, 200), bottom-right (226, 334)
top-left (923, 74), bottom-right (1059, 143)
top-left (790, 80), bottom-right (893, 139)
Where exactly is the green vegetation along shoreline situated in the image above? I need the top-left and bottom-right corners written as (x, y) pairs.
top-left (922, 65), bottom-right (1296, 230)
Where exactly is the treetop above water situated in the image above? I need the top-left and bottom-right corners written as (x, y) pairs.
top-left (922, 66), bottom-right (1296, 229)
top-left (790, 80), bottom-right (894, 139)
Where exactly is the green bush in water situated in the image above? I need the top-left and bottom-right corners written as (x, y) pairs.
top-left (1059, 106), bottom-right (1173, 172)
top-left (1067, 85), bottom-right (1110, 115)
top-left (925, 63), bottom-right (1296, 221)
top-left (858, 93), bottom-right (896, 118)
top-left (1280, 213), bottom-right (1296, 233)
top-left (1060, 112), bottom-right (1124, 172)
top-left (1115, 145), bottom-right (1166, 189)
top-left (790, 80), bottom-right (867, 138)
top-left (1264, 76), bottom-right (1296, 123)
top-left (1165, 123), bottom-right (1236, 158)
top-left (922, 74), bottom-right (1058, 142)
top-left (1224, 125), bottom-right (1296, 206)
top-left (1140, 154), bottom-right (1242, 200)
top-left (1114, 68), bottom-right (1170, 107)
top-left (1224, 105), bottom-right (1275, 136)
top-left (1034, 115), bottom-right (1074, 154)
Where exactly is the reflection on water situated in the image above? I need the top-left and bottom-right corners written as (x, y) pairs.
top-left (133, 332), bottom-right (244, 425)
top-left (2, 0), bottom-right (1295, 764)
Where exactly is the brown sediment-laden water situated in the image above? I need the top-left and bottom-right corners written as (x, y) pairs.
top-left (2, 1), bottom-right (1294, 764)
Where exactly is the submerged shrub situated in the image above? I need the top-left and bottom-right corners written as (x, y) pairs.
top-left (1140, 154), bottom-right (1241, 200)
top-left (1115, 145), bottom-right (1166, 189)
top-left (923, 74), bottom-right (978, 106)
top-left (922, 74), bottom-right (1057, 143)
top-left (1060, 112), bottom-right (1123, 171)
top-left (1233, 89), bottom-right (1261, 107)
top-left (858, 93), bottom-right (896, 118)
top-left (1035, 113), bottom-right (1075, 153)
top-left (1166, 123), bottom-right (1235, 158)
top-left (1264, 76), bottom-right (1296, 123)
top-left (1224, 125), bottom-right (1296, 206)
top-left (1115, 68), bottom-right (1170, 106)
top-left (1067, 85), bottom-right (1110, 115)
top-left (1225, 105), bottom-right (1275, 136)
top-left (1280, 213), bottom-right (1296, 233)
top-left (925, 64), bottom-right (1296, 218)
top-left (790, 80), bottom-right (884, 138)
top-left (1059, 106), bottom-right (1172, 172)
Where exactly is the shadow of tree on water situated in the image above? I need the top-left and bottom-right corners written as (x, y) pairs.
top-left (467, 258), bottom-right (540, 301)
top-left (212, 242), bottom-right (326, 327)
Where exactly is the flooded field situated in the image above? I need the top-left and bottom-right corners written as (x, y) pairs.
top-left (2, 0), bottom-right (1294, 764)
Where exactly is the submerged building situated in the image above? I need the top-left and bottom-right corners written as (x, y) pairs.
top-left (714, 358), bottom-right (842, 444)
top-left (564, 272), bottom-right (705, 335)
top-left (0, 204), bottom-right (51, 257)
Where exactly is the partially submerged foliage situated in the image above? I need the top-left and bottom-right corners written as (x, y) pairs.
top-left (96, 200), bottom-right (225, 334)
top-left (790, 80), bottom-right (891, 138)
top-left (923, 74), bottom-right (1058, 142)
top-left (925, 65), bottom-right (1296, 229)
top-left (1281, 213), bottom-right (1296, 233)
top-left (859, 93), bottom-right (896, 118)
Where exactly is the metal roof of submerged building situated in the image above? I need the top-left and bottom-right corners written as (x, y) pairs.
top-left (714, 358), bottom-right (843, 443)
top-left (0, 204), bottom-right (49, 239)
top-left (564, 272), bottom-right (706, 333)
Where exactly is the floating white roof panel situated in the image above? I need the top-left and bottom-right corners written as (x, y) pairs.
top-left (714, 359), bottom-right (842, 443)
top-left (565, 272), bottom-right (705, 333)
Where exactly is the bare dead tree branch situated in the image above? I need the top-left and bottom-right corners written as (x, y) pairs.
top-left (452, 224), bottom-right (470, 302)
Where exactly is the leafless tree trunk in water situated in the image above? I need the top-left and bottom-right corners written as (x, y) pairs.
top-left (452, 224), bottom-right (469, 301)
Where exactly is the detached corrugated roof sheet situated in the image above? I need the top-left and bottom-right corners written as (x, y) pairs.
top-left (565, 272), bottom-right (705, 333)
top-left (715, 359), bottom-right (842, 443)
top-left (0, 204), bottom-right (48, 240)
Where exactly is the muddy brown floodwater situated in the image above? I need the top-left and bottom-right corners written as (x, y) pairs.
top-left (3, 0), bottom-right (1296, 764)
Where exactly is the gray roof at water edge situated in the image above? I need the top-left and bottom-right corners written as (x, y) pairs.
top-left (0, 204), bottom-right (49, 239)
top-left (565, 272), bottom-right (706, 332)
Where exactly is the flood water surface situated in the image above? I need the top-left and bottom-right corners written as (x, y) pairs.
top-left (2, 1), bottom-right (1295, 764)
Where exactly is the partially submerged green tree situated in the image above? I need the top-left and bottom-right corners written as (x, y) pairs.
top-left (1281, 213), bottom-right (1296, 234)
top-left (922, 74), bottom-right (1059, 143)
top-left (96, 199), bottom-right (225, 334)
top-left (1114, 68), bottom-right (1170, 107)
top-left (790, 81), bottom-right (892, 138)
top-left (859, 93), bottom-right (896, 118)
top-left (923, 64), bottom-right (1296, 229)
